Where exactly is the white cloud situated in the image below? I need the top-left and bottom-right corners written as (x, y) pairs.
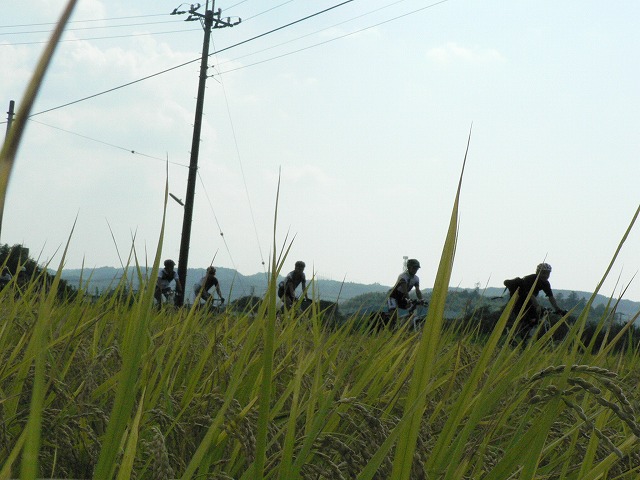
top-left (426, 42), bottom-right (505, 66)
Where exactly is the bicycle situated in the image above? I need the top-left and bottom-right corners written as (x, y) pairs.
top-left (196, 297), bottom-right (226, 315)
top-left (155, 287), bottom-right (175, 307)
top-left (277, 293), bottom-right (311, 315)
top-left (407, 300), bottom-right (430, 331)
top-left (367, 299), bottom-right (429, 332)
top-left (515, 307), bottom-right (568, 345)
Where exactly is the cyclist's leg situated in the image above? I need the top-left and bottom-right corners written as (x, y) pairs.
top-left (154, 286), bottom-right (162, 307)
top-left (522, 309), bottom-right (543, 342)
top-left (385, 297), bottom-right (399, 329)
top-left (162, 288), bottom-right (174, 307)
top-left (284, 293), bottom-right (295, 310)
top-left (200, 291), bottom-right (213, 311)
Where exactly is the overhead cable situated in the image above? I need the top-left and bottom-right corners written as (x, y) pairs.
top-left (214, 0), bottom-right (449, 75)
top-left (27, 118), bottom-right (189, 167)
top-left (0, 13), bottom-right (169, 29)
top-left (214, 0), bottom-right (417, 69)
top-left (210, 38), bottom-right (267, 272)
top-left (243, 0), bottom-right (295, 21)
top-left (29, 0), bottom-right (355, 118)
top-left (0, 20), bottom-right (183, 36)
top-left (2, 28), bottom-right (201, 47)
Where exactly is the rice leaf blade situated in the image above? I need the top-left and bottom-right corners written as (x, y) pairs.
top-left (390, 128), bottom-right (470, 480)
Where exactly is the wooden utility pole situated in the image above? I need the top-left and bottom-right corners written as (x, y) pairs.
top-left (173, 2), bottom-right (240, 306)
top-left (5, 100), bottom-right (15, 139)
top-left (0, 100), bottom-right (16, 242)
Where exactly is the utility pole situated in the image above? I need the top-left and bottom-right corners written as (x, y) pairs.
top-left (0, 100), bottom-right (16, 243)
top-left (5, 100), bottom-right (15, 139)
top-left (172, 2), bottom-right (240, 306)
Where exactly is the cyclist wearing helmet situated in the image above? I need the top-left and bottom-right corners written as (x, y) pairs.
top-left (508, 263), bottom-right (566, 329)
top-left (278, 261), bottom-right (310, 309)
top-left (0, 267), bottom-right (12, 289)
top-left (194, 266), bottom-right (224, 304)
top-left (155, 259), bottom-right (183, 305)
top-left (388, 258), bottom-right (424, 314)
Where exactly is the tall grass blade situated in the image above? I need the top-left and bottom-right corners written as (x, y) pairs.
top-left (116, 389), bottom-right (146, 480)
top-left (429, 297), bottom-right (514, 477)
top-left (93, 172), bottom-right (169, 479)
top-left (253, 171), bottom-right (282, 479)
top-left (0, 0), bottom-right (79, 210)
top-left (570, 203), bottom-right (639, 358)
top-left (21, 217), bottom-right (77, 479)
top-left (0, 430), bottom-right (26, 480)
top-left (390, 127), bottom-right (470, 480)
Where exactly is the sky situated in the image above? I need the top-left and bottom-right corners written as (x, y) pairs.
top-left (1, 0), bottom-right (639, 301)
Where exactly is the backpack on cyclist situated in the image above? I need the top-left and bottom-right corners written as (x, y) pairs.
top-left (503, 277), bottom-right (523, 297)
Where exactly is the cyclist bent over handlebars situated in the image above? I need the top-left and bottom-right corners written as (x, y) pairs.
top-left (278, 261), bottom-right (310, 310)
top-left (506, 263), bottom-right (567, 337)
top-left (388, 258), bottom-right (425, 320)
top-left (155, 259), bottom-right (183, 306)
top-left (194, 266), bottom-right (224, 307)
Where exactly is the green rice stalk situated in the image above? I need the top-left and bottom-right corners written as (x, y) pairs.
top-left (21, 216), bottom-right (76, 480)
top-left (389, 127), bottom-right (470, 480)
top-left (580, 434), bottom-right (640, 480)
top-left (356, 380), bottom-right (433, 480)
top-left (594, 309), bottom-right (640, 360)
top-left (268, 322), bottom-right (366, 478)
top-left (277, 352), bottom-right (313, 477)
top-left (115, 388), bottom-right (146, 480)
top-left (586, 278), bottom-right (631, 355)
top-left (182, 281), bottom-right (276, 477)
top-left (0, 1), bottom-right (78, 207)
top-left (252, 172), bottom-right (285, 478)
top-left (0, 4), bottom-right (79, 473)
top-left (570, 204), bottom-right (639, 359)
top-left (429, 296), bottom-right (514, 477)
top-left (0, 428), bottom-right (26, 480)
top-left (93, 172), bottom-right (169, 479)
top-left (483, 396), bottom-right (564, 480)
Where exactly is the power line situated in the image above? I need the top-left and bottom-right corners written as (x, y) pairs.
top-left (1, 28), bottom-right (201, 47)
top-left (243, 0), bottom-right (296, 21)
top-left (213, 0), bottom-right (417, 70)
top-left (0, 13), bottom-right (170, 29)
top-left (225, 0), bottom-right (252, 11)
top-left (29, 0), bottom-right (355, 118)
top-left (30, 56), bottom-right (202, 117)
top-left (213, 0), bottom-right (449, 75)
top-left (210, 38), bottom-right (267, 272)
top-left (0, 19), bottom-right (183, 36)
top-left (210, 0), bottom-right (355, 57)
top-left (26, 118), bottom-right (189, 167)
top-left (196, 171), bottom-right (237, 268)
top-left (196, 170), bottom-right (253, 297)
top-left (0, 0), bottom-right (414, 48)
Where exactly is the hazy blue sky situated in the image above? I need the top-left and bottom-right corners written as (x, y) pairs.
top-left (2, 0), bottom-right (639, 301)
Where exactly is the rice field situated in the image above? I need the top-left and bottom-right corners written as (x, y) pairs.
top-left (3, 1), bottom-right (640, 478)
top-left (1, 258), bottom-right (640, 479)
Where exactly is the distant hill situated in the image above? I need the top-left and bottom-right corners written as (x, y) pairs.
top-left (56, 266), bottom-right (389, 303)
top-left (56, 267), bottom-right (640, 317)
